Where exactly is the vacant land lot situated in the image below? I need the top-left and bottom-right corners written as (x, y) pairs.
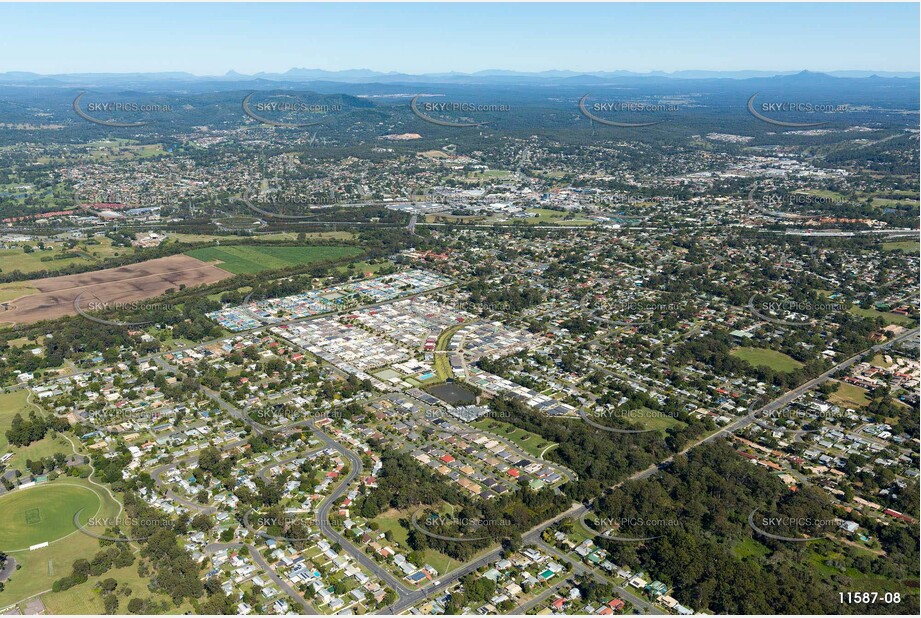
top-left (849, 305), bottom-right (917, 327)
top-left (185, 244), bottom-right (362, 274)
top-left (0, 254), bottom-right (231, 325)
top-left (881, 240), bottom-right (920, 254)
top-left (630, 407), bottom-right (688, 433)
top-left (373, 507), bottom-right (459, 577)
top-left (731, 347), bottom-right (804, 372)
top-left (827, 380), bottom-right (871, 409)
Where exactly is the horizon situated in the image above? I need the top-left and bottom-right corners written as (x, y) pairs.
top-left (2, 67), bottom-right (920, 79)
top-left (0, 2), bottom-right (917, 75)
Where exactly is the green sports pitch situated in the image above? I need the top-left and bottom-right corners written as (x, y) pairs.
top-left (185, 244), bottom-right (363, 274)
top-left (0, 484), bottom-right (100, 551)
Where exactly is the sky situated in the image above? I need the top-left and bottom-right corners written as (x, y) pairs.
top-left (0, 2), bottom-right (917, 75)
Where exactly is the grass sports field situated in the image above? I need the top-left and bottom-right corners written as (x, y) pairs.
top-left (0, 483), bottom-right (100, 551)
top-left (731, 347), bottom-right (804, 372)
top-left (185, 244), bottom-right (362, 274)
top-left (0, 479), bottom-right (119, 607)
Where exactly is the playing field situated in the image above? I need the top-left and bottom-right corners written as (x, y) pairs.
top-left (731, 347), bottom-right (804, 372)
top-left (849, 305), bottom-right (917, 327)
top-left (0, 484), bottom-right (100, 551)
top-left (185, 244), bottom-right (362, 274)
top-left (0, 479), bottom-right (121, 606)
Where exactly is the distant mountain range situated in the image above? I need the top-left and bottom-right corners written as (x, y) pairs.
top-left (0, 68), bottom-right (917, 87)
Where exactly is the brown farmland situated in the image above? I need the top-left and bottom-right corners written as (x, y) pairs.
top-left (0, 254), bottom-right (231, 325)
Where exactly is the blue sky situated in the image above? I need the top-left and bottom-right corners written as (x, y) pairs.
top-left (0, 2), bottom-right (917, 74)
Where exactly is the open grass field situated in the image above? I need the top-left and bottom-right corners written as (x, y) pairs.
top-left (869, 197), bottom-right (919, 209)
top-left (0, 236), bottom-right (127, 278)
top-left (185, 244), bottom-right (362, 275)
top-left (881, 240), bottom-right (920, 254)
top-left (40, 562), bottom-right (193, 615)
top-left (0, 247), bottom-right (88, 275)
top-left (730, 347), bottom-right (804, 372)
top-left (827, 380), bottom-right (871, 409)
top-left (0, 484), bottom-right (100, 551)
top-left (733, 537), bottom-right (771, 560)
top-left (0, 283), bottom-right (39, 303)
top-left (333, 259), bottom-right (394, 276)
top-left (849, 305), bottom-right (917, 327)
top-left (0, 479), bottom-right (122, 607)
top-left (870, 353), bottom-right (894, 368)
top-left (86, 139), bottom-right (167, 161)
top-left (629, 407), bottom-right (688, 433)
top-left (373, 507), bottom-right (460, 577)
top-left (5, 433), bottom-right (74, 473)
top-left (168, 231), bottom-right (356, 245)
top-left (0, 390), bottom-right (32, 453)
top-left (471, 418), bottom-right (557, 459)
top-left (802, 189), bottom-right (848, 201)
top-left (467, 169), bottom-right (513, 181)
top-left (518, 208), bottom-right (596, 226)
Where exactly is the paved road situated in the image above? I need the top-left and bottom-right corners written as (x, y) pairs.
top-left (611, 326), bottom-right (920, 488)
top-left (256, 447), bottom-right (325, 481)
top-left (309, 421), bottom-right (415, 600)
top-left (532, 539), bottom-right (661, 615)
top-left (508, 578), bottom-right (569, 614)
top-left (150, 456), bottom-right (220, 515)
top-left (381, 328), bottom-right (919, 614)
top-left (379, 503), bottom-right (586, 614)
top-left (205, 542), bottom-right (317, 614)
top-left (4, 280), bottom-right (459, 396)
